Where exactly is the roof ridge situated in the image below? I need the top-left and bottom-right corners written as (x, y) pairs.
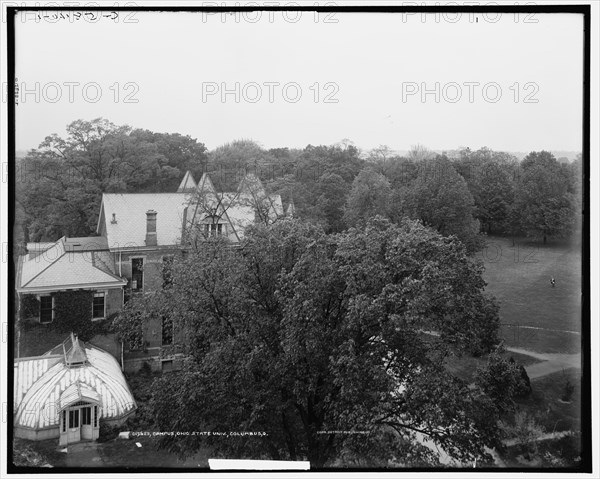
top-left (20, 237), bottom-right (68, 288)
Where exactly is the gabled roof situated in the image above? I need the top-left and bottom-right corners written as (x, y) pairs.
top-left (60, 381), bottom-right (101, 410)
top-left (98, 193), bottom-right (193, 249)
top-left (14, 336), bottom-right (137, 430)
top-left (97, 172), bottom-right (287, 249)
top-left (177, 171), bottom-right (197, 192)
top-left (17, 237), bottom-right (126, 292)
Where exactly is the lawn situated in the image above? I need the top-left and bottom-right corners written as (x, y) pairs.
top-left (481, 236), bottom-right (582, 354)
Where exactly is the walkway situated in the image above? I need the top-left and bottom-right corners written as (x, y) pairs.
top-left (64, 442), bottom-right (104, 467)
top-left (505, 346), bottom-right (581, 379)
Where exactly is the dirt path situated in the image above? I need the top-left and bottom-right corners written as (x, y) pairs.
top-left (64, 442), bottom-right (104, 467)
top-left (506, 346), bottom-right (581, 379)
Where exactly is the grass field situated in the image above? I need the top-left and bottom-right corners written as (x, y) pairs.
top-left (480, 236), bottom-right (582, 354)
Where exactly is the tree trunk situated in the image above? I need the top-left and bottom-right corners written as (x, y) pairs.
top-left (543, 234), bottom-right (547, 244)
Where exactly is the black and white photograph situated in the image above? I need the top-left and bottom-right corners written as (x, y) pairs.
top-left (1, 1), bottom-right (597, 476)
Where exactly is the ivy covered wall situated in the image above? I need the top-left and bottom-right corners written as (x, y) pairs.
top-left (18, 290), bottom-right (115, 341)
top-left (19, 295), bottom-right (40, 320)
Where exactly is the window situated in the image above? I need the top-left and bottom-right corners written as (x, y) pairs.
top-left (204, 222), bottom-right (223, 237)
top-left (94, 406), bottom-right (98, 427)
top-left (92, 292), bottom-right (105, 319)
top-left (62, 410), bottom-right (67, 432)
top-left (82, 407), bottom-right (91, 425)
top-left (161, 315), bottom-right (173, 345)
top-left (161, 360), bottom-right (174, 372)
top-left (162, 256), bottom-right (174, 288)
top-left (39, 296), bottom-right (53, 323)
top-left (131, 258), bottom-right (144, 292)
top-left (69, 409), bottom-right (79, 428)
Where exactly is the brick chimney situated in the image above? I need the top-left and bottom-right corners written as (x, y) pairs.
top-left (145, 210), bottom-right (157, 246)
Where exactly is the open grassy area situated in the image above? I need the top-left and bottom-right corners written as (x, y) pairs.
top-left (481, 236), bottom-right (582, 354)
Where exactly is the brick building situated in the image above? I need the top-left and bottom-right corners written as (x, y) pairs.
top-left (16, 171), bottom-right (285, 372)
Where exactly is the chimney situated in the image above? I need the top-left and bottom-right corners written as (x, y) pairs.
top-left (145, 210), bottom-right (157, 246)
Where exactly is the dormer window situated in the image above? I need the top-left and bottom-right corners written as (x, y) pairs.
top-left (205, 223), bottom-right (223, 237)
top-left (203, 215), bottom-right (226, 237)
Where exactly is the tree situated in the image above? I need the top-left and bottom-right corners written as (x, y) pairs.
top-left (399, 157), bottom-right (482, 252)
top-left (367, 145), bottom-right (393, 164)
top-left (114, 217), bottom-right (510, 467)
top-left (515, 151), bottom-right (577, 243)
top-left (453, 148), bottom-right (519, 234)
top-left (407, 144), bottom-right (433, 162)
top-left (313, 173), bottom-right (349, 233)
top-left (18, 118), bottom-right (208, 241)
top-left (343, 168), bottom-right (391, 227)
top-left (208, 139), bottom-right (276, 190)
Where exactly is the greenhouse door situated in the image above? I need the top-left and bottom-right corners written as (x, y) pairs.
top-left (81, 406), bottom-right (93, 440)
top-left (67, 408), bottom-right (80, 443)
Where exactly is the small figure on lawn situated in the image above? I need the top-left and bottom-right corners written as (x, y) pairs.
top-left (550, 277), bottom-right (556, 288)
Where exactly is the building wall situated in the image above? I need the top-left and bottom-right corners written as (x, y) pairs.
top-left (105, 288), bottom-right (123, 317)
top-left (117, 249), bottom-right (180, 294)
top-left (14, 426), bottom-right (59, 441)
top-left (123, 352), bottom-right (184, 373)
top-left (16, 411), bottom-right (134, 443)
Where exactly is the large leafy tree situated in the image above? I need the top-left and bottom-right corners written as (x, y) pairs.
top-left (343, 168), bottom-right (392, 227)
top-left (114, 217), bottom-right (513, 467)
top-left (17, 118), bottom-right (208, 241)
top-left (453, 148), bottom-right (519, 234)
top-left (398, 157), bottom-right (482, 252)
top-left (515, 151), bottom-right (578, 243)
top-left (208, 139), bottom-right (278, 190)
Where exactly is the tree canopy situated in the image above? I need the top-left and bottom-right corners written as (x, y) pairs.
top-left (397, 157), bottom-right (482, 252)
top-left (515, 151), bottom-right (578, 243)
top-left (17, 118), bottom-right (208, 241)
top-left (114, 217), bottom-right (518, 467)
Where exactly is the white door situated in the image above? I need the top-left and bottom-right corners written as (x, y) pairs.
top-left (67, 408), bottom-right (81, 443)
top-left (81, 406), bottom-right (93, 440)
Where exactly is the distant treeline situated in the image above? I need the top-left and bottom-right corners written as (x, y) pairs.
top-left (15, 118), bottom-right (582, 252)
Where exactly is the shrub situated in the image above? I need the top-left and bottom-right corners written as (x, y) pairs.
top-left (561, 379), bottom-right (575, 402)
top-left (19, 295), bottom-right (40, 320)
top-left (98, 422), bottom-right (122, 443)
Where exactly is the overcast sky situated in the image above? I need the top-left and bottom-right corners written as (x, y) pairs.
top-left (13, 10), bottom-right (584, 154)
